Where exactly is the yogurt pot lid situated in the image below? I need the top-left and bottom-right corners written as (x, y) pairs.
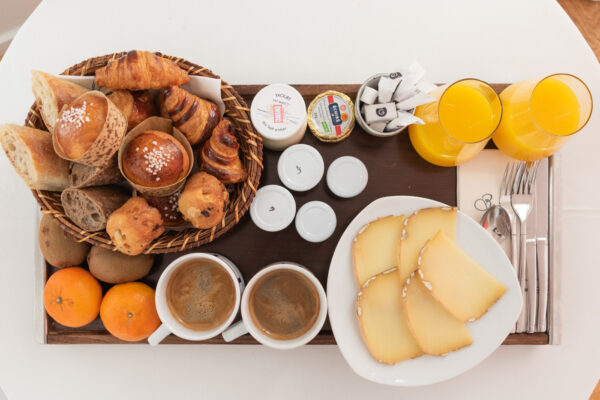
top-left (326, 156), bottom-right (368, 198)
top-left (250, 83), bottom-right (307, 141)
top-left (277, 144), bottom-right (324, 192)
top-left (250, 184), bottom-right (297, 232)
top-left (295, 201), bottom-right (337, 243)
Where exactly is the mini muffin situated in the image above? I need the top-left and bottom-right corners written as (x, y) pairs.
top-left (39, 214), bottom-right (90, 268)
top-left (122, 130), bottom-right (190, 188)
top-left (53, 91), bottom-right (127, 166)
top-left (106, 197), bottom-right (165, 255)
top-left (108, 90), bottom-right (158, 130)
top-left (143, 190), bottom-right (185, 227)
top-left (178, 172), bottom-right (229, 229)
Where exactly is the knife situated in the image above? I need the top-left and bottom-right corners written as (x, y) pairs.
top-left (525, 189), bottom-right (538, 333)
top-left (535, 159), bottom-right (549, 332)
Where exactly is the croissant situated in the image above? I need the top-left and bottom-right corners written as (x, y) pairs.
top-left (199, 119), bottom-right (248, 184)
top-left (159, 86), bottom-right (221, 145)
top-left (95, 51), bottom-right (190, 90)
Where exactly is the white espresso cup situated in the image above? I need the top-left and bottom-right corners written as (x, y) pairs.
top-left (148, 253), bottom-right (244, 345)
top-left (222, 262), bottom-right (327, 349)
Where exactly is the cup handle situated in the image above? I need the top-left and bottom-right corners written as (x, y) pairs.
top-left (222, 321), bottom-right (248, 342)
top-left (148, 323), bottom-right (171, 346)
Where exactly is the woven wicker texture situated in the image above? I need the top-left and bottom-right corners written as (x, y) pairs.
top-left (26, 52), bottom-right (263, 253)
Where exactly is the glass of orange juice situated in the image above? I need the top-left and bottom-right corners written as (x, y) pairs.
top-left (409, 79), bottom-right (502, 167)
top-left (492, 74), bottom-right (592, 161)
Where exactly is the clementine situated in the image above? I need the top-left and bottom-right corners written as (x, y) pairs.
top-left (43, 267), bottom-right (103, 327)
top-left (100, 282), bottom-right (160, 342)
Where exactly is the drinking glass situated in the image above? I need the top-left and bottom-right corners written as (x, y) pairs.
top-left (492, 74), bottom-right (592, 161)
top-left (409, 79), bottom-right (502, 167)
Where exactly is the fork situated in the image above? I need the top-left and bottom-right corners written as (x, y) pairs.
top-left (500, 164), bottom-right (519, 272)
top-left (511, 161), bottom-right (539, 333)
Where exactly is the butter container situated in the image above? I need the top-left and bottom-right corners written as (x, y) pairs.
top-left (307, 91), bottom-right (355, 143)
top-left (250, 84), bottom-right (307, 151)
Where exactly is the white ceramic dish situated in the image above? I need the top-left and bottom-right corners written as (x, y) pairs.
top-left (277, 144), bottom-right (324, 192)
top-left (295, 201), bottom-right (336, 243)
top-left (327, 196), bottom-right (522, 387)
top-left (326, 156), bottom-right (368, 198)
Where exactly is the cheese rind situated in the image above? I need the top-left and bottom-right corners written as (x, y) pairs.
top-left (418, 231), bottom-right (507, 321)
top-left (403, 274), bottom-right (473, 356)
top-left (398, 207), bottom-right (457, 281)
top-left (356, 268), bottom-right (423, 364)
top-left (353, 215), bottom-right (405, 286)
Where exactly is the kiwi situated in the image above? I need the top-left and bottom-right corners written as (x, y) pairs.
top-left (87, 245), bottom-right (154, 283)
top-left (39, 214), bottom-right (90, 268)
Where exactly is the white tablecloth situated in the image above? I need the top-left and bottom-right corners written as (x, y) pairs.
top-left (0, 0), bottom-right (599, 398)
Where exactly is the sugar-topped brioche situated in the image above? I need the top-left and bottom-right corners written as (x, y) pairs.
top-left (54, 93), bottom-right (108, 159)
top-left (122, 130), bottom-right (190, 187)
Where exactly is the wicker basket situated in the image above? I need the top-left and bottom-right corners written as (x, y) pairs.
top-left (26, 52), bottom-right (263, 254)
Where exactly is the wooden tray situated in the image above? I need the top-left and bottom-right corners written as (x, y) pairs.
top-left (40, 84), bottom-right (550, 345)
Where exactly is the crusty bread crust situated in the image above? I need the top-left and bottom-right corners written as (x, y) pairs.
top-left (61, 186), bottom-right (130, 232)
top-left (31, 71), bottom-right (88, 132)
top-left (0, 124), bottom-right (69, 191)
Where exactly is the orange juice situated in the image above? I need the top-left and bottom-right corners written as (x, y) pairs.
top-left (409, 79), bottom-right (502, 167)
top-left (493, 74), bottom-right (592, 161)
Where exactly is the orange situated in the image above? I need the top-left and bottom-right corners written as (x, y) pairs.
top-left (44, 267), bottom-right (103, 328)
top-left (100, 282), bottom-right (160, 342)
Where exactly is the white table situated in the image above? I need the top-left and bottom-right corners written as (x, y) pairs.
top-left (0, 0), bottom-right (599, 398)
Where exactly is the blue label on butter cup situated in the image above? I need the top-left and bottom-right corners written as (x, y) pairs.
top-left (328, 103), bottom-right (342, 126)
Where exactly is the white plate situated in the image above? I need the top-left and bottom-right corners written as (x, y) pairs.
top-left (327, 196), bottom-right (522, 387)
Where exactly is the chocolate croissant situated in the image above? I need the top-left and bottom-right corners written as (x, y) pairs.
top-left (95, 51), bottom-right (190, 90)
top-left (199, 120), bottom-right (248, 184)
top-left (159, 86), bottom-right (221, 145)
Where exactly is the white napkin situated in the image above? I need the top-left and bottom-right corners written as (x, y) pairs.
top-left (456, 149), bottom-right (513, 222)
top-left (57, 74), bottom-right (225, 116)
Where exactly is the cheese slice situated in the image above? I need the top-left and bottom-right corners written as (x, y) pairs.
top-left (353, 215), bottom-right (405, 285)
top-left (403, 274), bottom-right (473, 356)
top-left (356, 268), bottom-right (423, 364)
top-left (398, 207), bottom-right (456, 282)
top-left (418, 231), bottom-right (507, 321)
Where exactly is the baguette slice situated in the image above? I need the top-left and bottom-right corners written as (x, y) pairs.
top-left (418, 231), bottom-right (507, 321)
top-left (403, 274), bottom-right (473, 356)
top-left (0, 124), bottom-right (69, 191)
top-left (398, 207), bottom-right (456, 281)
top-left (61, 186), bottom-right (129, 232)
top-left (32, 71), bottom-right (89, 132)
top-left (69, 157), bottom-right (123, 188)
top-left (356, 267), bottom-right (423, 364)
top-left (353, 215), bottom-right (404, 286)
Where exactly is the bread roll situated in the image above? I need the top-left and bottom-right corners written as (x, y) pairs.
top-left (106, 197), bottom-right (165, 255)
top-left (178, 172), bottom-right (229, 229)
top-left (0, 124), bottom-right (69, 191)
top-left (39, 214), bottom-right (90, 268)
top-left (122, 130), bottom-right (190, 187)
top-left (31, 71), bottom-right (89, 132)
top-left (87, 245), bottom-right (154, 283)
top-left (53, 91), bottom-right (127, 166)
top-left (200, 119), bottom-right (248, 184)
top-left (61, 186), bottom-right (130, 232)
top-left (107, 90), bottom-right (157, 130)
top-left (159, 86), bottom-right (221, 145)
top-left (69, 156), bottom-right (123, 188)
top-left (142, 190), bottom-right (185, 227)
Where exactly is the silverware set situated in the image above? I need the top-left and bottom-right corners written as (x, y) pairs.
top-left (483, 161), bottom-right (549, 333)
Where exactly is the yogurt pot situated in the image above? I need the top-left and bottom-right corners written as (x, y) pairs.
top-left (250, 84), bottom-right (308, 151)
